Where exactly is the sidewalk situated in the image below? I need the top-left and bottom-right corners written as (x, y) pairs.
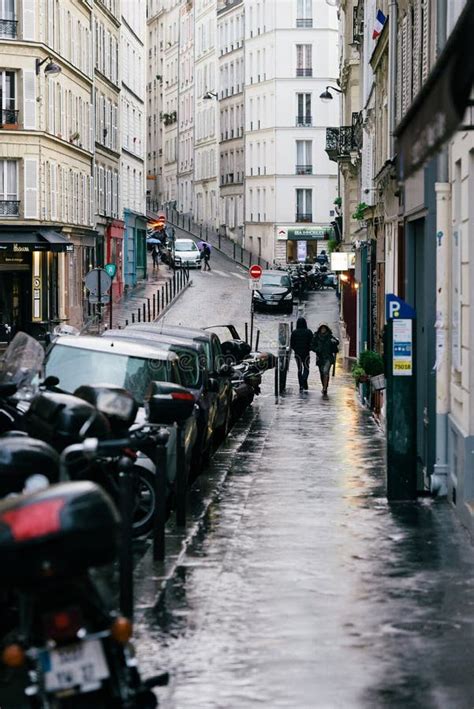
top-left (135, 290), bottom-right (474, 709)
top-left (91, 254), bottom-right (182, 331)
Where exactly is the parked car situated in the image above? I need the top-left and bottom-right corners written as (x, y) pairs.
top-left (44, 336), bottom-right (198, 490)
top-left (252, 270), bottom-right (293, 314)
top-left (134, 325), bottom-right (233, 441)
top-left (103, 328), bottom-right (218, 471)
top-left (173, 238), bottom-right (201, 268)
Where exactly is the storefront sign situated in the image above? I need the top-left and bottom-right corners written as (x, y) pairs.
top-left (393, 319), bottom-right (413, 376)
top-left (0, 251), bottom-right (29, 265)
top-left (330, 252), bottom-right (355, 271)
top-left (287, 227), bottom-right (331, 240)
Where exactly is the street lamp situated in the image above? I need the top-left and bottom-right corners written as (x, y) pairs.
top-left (319, 85), bottom-right (342, 102)
top-left (203, 91), bottom-right (218, 100)
top-left (36, 56), bottom-right (62, 76)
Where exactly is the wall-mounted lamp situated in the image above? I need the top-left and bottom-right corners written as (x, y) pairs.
top-left (203, 91), bottom-right (218, 100)
top-left (319, 85), bottom-right (342, 103)
top-left (36, 56), bottom-right (62, 76)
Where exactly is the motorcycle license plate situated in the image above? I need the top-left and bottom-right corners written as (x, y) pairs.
top-left (41, 639), bottom-right (109, 692)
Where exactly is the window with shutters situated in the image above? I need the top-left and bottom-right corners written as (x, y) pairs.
top-left (296, 44), bottom-right (312, 76)
top-left (0, 70), bottom-right (17, 126)
top-left (0, 159), bottom-right (18, 216)
top-left (421, 0), bottom-right (430, 83)
top-left (23, 158), bottom-right (38, 219)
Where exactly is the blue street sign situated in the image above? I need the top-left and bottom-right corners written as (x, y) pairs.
top-left (385, 294), bottom-right (416, 320)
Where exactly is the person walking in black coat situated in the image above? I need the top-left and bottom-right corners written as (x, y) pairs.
top-left (311, 323), bottom-right (339, 398)
top-left (290, 317), bottom-right (313, 392)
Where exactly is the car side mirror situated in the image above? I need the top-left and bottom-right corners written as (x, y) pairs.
top-left (147, 381), bottom-right (196, 425)
top-left (208, 377), bottom-right (220, 393)
top-left (218, 364), bottom-right (233, 377)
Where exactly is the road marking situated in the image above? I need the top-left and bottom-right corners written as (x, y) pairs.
top-left (229, 272), bottom-right (247, 280)
top-left (211, 269), bottom-right (230, 278)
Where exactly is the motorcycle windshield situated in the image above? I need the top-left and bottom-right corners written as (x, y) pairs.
top-left (0, 332), bottom-right (44, 389)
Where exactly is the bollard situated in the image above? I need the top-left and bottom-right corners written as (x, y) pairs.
top-left (153, 429), bottom-right (169, 561)
top-left (118, 466), bottom-right (134, 620)
top-left (233, 242), bottom-right (236, 260)
top-left (161, 286), bottom-right (165, 311)
top-left (125, 319), bottom-right (129, 326)
top-left (143, 303), bottom-right (146, 322)
top-left (241, 246), bottom-right (244, 264)
top-left (244, 322), bottom-right (248, 343)
top-left (147, 298), bottom-right (151, 322)
top-left (175, 424), bottom-right (186, 528)
top-left (173, 273), bottom-right (176, 298)
top-left (132, 313), bottom-right (135, 324)
top-left (152, 294), bottom-right (156, 319)
top-left (218, 232), bottom-right (221, 249)
top-left (138, 308), bottom-right (141, 322)
top-left (255, 329), bottom-right (260, 352)
top-left (165, 281), bottom-right (169, 304)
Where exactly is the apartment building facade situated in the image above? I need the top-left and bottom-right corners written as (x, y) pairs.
top-left (0, 0), bottom-right (95, 335)
top-left (217, 0), bottom-right (244, 244)
top-left (93, 0), bottom-right (123, 302)
top-left (194, 0), bottom-right (219, 226)
top-left (177, 0), bottom-right (194, 215)
top-left (121, 0), bottom-right (148, 289)
top-left (146, 0), bottom-right (165, 204)
top-left (161, 0), bottom-right (179, 208)
top-left (244, 0), bottom-right (339, 265)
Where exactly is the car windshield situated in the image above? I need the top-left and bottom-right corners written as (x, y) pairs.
top-left (172, 348), bottom-right (201, 388)
top-left (175, 241), bottom-right (197, 252)
top-left (45, 345), bottom-right (174, 404)
top-left (262, 274), bottom-right (291, 288)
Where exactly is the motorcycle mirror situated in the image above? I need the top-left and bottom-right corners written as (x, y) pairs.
top-left (42, 375), bottom-right (60, 389)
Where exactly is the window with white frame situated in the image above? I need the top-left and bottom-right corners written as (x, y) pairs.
top-left (296, 188), bottom-right (312, 220)
top-left (0, 70), bottom-right (16, 124)
top-left (0, 159), bottom-right (18, 215)
top-left (296, 140), bottom-right (312, 173)
top-left (296, 0), bottom-right (313, 27)
top-left (0, 0), bottom-right (16, 38)
top-left (296, 44), bottom-right (312, 76)
top-left (296, 93), bottom-right (312, 125)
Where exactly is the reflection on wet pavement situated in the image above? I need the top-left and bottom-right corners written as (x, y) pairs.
top-left (135, 283), bottom-right (474, 709)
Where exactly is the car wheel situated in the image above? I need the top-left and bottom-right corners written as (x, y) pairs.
top-left (131, 467), bottom-right (157, 537)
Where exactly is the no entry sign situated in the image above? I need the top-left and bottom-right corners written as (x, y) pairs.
top-left (249, 264), bottom-right (263, 279)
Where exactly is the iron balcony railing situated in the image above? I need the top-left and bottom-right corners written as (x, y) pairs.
top-left (296, 68), bottom-right (312, 77)
top-left (296, 164), bottom-right (313, 175)
top-left (295, 212), bottom-right (312, 222)
top-left (296, 115), bottom-right (312, 127)
top-left (296, 18), bottom-right (313, 27)
top-left (325, 113), bottom-right (363, 161)
top-left (0, 108), bottom-right (19, 126)
top-left (0, 18), bottom-right (17, 38)
top-left (0, 200), bottom-right (20, 216)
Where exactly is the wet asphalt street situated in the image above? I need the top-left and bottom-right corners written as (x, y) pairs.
top-left (135, 246), bottom-right (474, 709)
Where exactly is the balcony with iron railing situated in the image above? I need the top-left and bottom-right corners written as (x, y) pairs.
top-left (295, 212), bottom-right (312, 222)
top-left (0, 108), bottom-right (19, 127)
top-left (325, 113), bottom-right (363, 161)
top-left (296, 164), bottom-right (313, 175)
top-left (296, 18), bottom-right (313, 27)
top-left (296, 68), bottom-right (312, 77)
top-left (296, 115), bottom-right (312, 127)
top-left (0, 18), bottom-right (18, 39)
top-left (0, 200), bottom-right (20, 217)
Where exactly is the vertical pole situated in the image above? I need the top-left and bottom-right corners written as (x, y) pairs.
top-left (131, 312), bottom-right (135, 324)
top-left (142, 303), bottom-right (146, 322)
top-left (147, 298), bottom-right (151, 322)
top-left (244, 321), bottom-right (248, 343)
top-left (152, 293), bottom-right (156, 319)
top-left (125, 319), bottom-right (129, 327)
top-left (241, 246), bottom-right (244, 264)
top-left (233, 242), bottom-right (236, 260)
top-left (250, 298), bottom-right (254, 351)
top-left (138, 307), bottom-right (141, 322)
top-left (255, 329), bottom-right (260, 352)
top-left (175, 425), bottom-right (186, 527)
top-left (153, 431), bottom-right (169, 561)
top-left (161, 286), bottom-right (165, 310)
top-left (119, 467), bottom-right (134, 620)
top-left (109, 276), bottom-right (114, 330)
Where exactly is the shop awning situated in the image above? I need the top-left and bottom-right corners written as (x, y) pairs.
top-left (395, 0), bottom-right (474, 179)
top-left (0, 228), bottom-right (74, 253)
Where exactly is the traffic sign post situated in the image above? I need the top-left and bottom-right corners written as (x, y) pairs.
top-left (104, 264), bottom-right (116, 330)
top-left (84, 268), bottom-right (112, 329)
top-left (248, 264), bottom-right (262, 350)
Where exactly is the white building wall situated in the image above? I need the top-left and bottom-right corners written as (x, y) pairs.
top-left (244, 0), bottom-right (339, 264)
top-left (121, 0), bottom-right (147, 216)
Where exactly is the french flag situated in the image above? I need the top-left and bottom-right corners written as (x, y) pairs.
top-left (372, 9), bottom-right (387, 39)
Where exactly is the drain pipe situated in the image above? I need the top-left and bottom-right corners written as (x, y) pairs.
top-left (432, 0), bottom-right (450, 497)
top-left (388, 0), bottom-right (398, 158)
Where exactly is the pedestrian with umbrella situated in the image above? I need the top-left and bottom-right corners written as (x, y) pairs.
top-left (198, 240), bottom-right (212, 271)
top-left (311, 323), bottom-right (339, 398)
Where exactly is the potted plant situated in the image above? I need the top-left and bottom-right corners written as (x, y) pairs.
top-left (327, 237), bottom-right (338, 253)
top-left (351, 363), bottom-right (368, 386)
top-left (358, 350), bottom-right (385, 390)
top-left (352, 201), bottom-right (369, 221)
